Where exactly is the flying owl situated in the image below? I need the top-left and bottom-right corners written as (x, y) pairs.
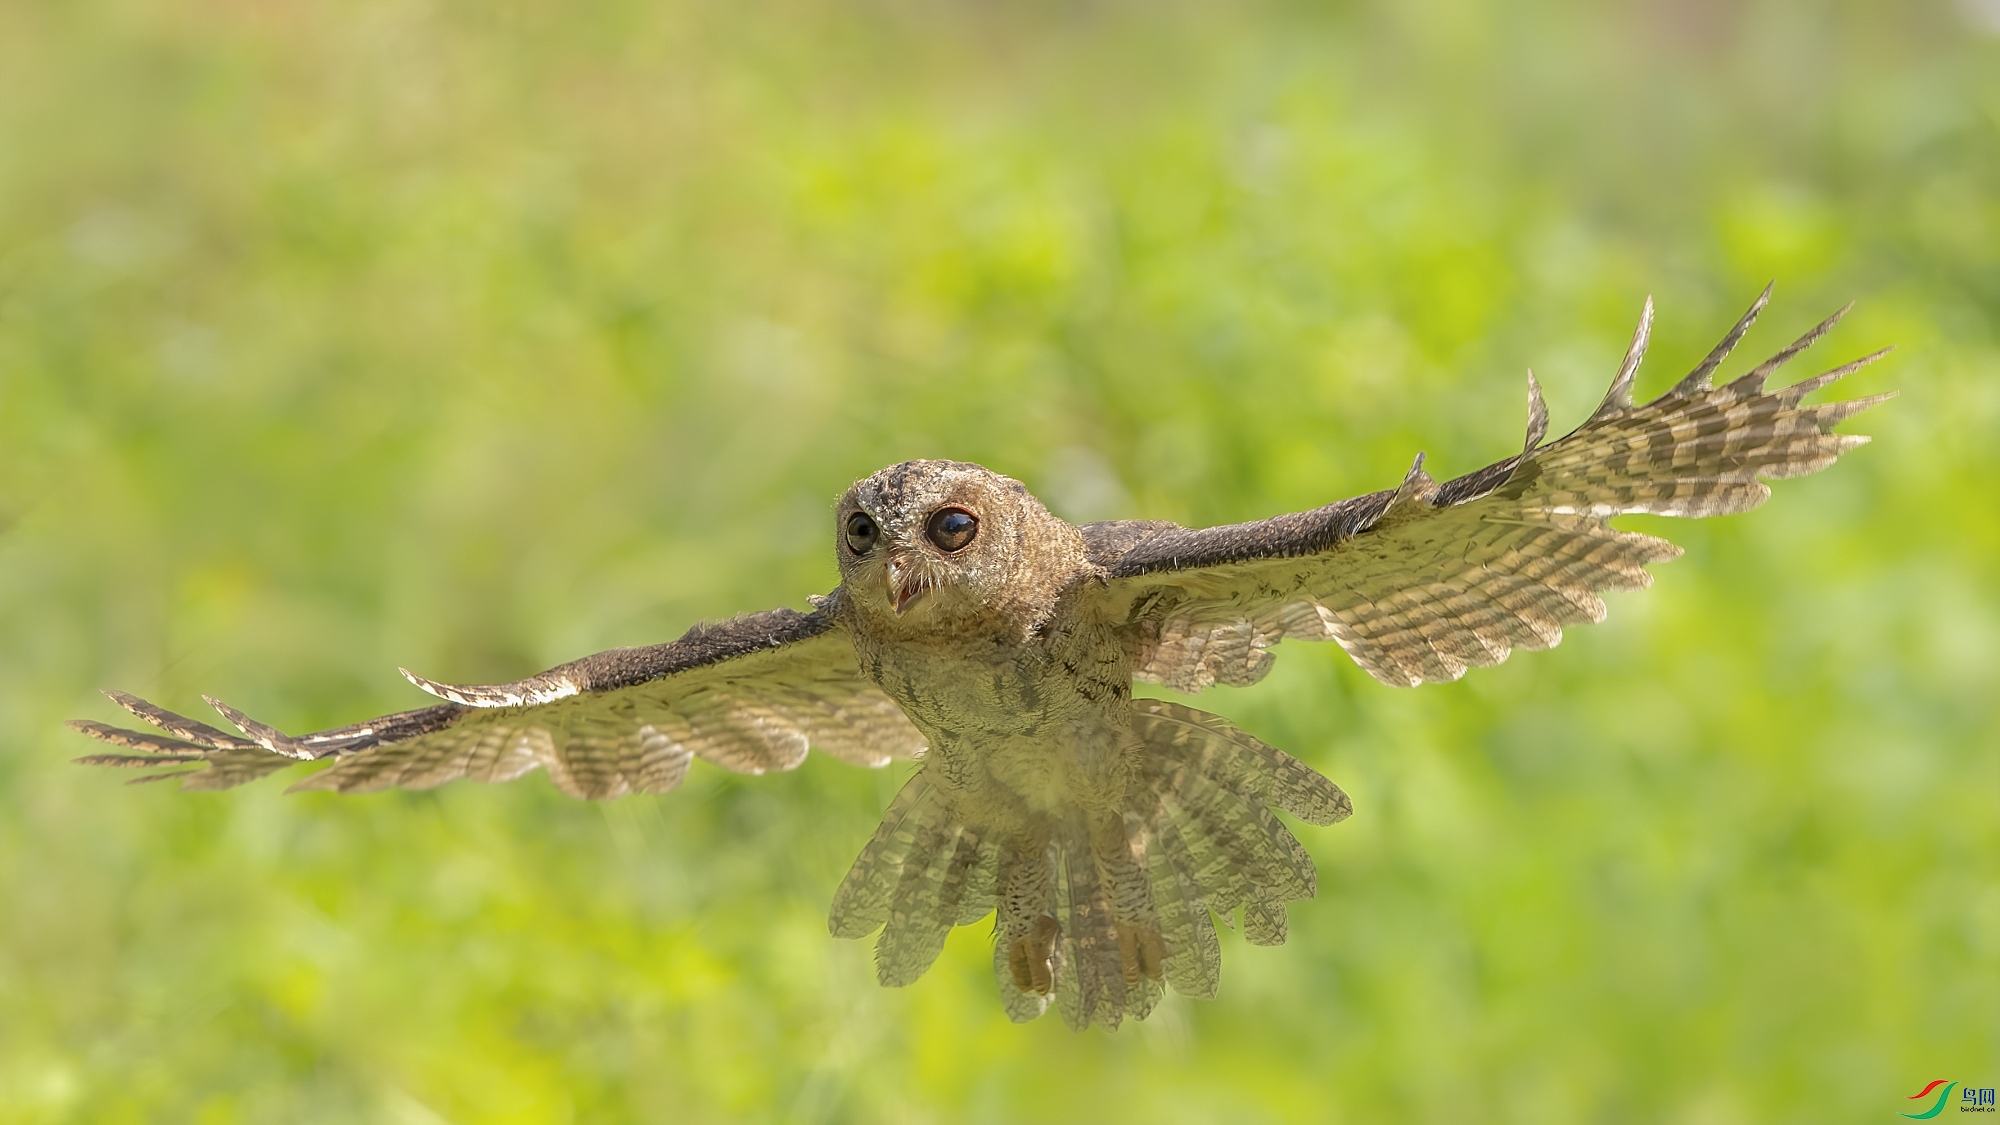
top-left (73, 287), bottom-right (1889, 1029)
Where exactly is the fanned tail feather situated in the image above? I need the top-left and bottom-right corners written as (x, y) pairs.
top-left (829, 773), bottom-right (1009, 994)
top-left (873, 822), bottom-right (995, 987)
top-left (1144, 821), bottom-right (1223, 999)
top-left (1051, 816), bottom-right (1122, 1029)
top-left (1070, 701), bottom-right (1340, 1023)
top-left (993, 834), bottom-right (1060, 1022)
top-left (828, 700), bottom-right (1348, 1029)
top-left (828, 774), bottom-right (947, 940)
top-left (1132, 700), bottom-right (1352, 826)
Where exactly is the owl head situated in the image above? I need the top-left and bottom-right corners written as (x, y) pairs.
top-left (834, 460), bottom-right (1085, 628)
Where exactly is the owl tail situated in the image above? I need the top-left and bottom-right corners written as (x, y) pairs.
top-left (827, 772), bottom-right (999, 990)
top-left (827, 701), bottom-right (1351, 1030)
top-left (982, 700), bottom-right (1352, 1029)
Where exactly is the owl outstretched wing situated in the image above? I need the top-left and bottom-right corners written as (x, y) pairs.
top-left (70, 601), bottom-right (926, 798)
top-left (1084, 287), bottom-right (1893, 692)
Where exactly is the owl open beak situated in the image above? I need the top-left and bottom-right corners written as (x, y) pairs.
top-left (885, 554), bottom-right (928, 615)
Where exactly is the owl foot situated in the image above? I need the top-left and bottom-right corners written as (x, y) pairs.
top-left (1007, 913), bottom-right (1062, 994)
top-left (1117, 923), bottom-right (1166, 985)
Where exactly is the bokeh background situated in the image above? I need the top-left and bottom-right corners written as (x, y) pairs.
top-left (1, 1), bottom-right (1995, 1121)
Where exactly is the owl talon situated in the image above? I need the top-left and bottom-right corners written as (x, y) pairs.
top-left (1007, 914), bottom-right (1062, 995)
top-left (1117, 923), bottom-right (1166, 985)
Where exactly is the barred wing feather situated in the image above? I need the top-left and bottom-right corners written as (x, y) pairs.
top-left (1089, 287), bottom-right (1892, 691)
top-left (70, 604), bottom-right (926, 798)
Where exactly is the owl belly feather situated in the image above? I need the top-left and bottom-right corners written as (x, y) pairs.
top-left (856, 606), bottom-right (1136, 820)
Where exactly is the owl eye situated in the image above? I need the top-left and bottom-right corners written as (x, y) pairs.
top-left (926, 507), bottom-right (978, 553)
top-left (844, 511), bottom-right (880, 555)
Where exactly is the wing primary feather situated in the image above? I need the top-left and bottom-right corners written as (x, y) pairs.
top-left (67, 718), bottom-right (214, 756)
top-left (1729, 301), bottom-right (1854, 395)
top-left (1801, 391), bottom-right (1897, 433)
top-left (101, 690), bottom-right (257, 750)
top-left (1105, 295), bottom-right (1888, 696)
top-left (1671, 281), bottom-right (1774, 397)
top-left (1588, 296), bottom-right (1654, 423)
top-left (69, 711), bottom-right (300, 789)
top-left (1391, 453), bottom-right (1437, 508)
top-left (126, 768), bottom-right (204, 784)
top-left (399, 667), bottom-right (577, 708)
top-left (73, 751), bottom-right (208, 766)
top-left (74, 603), bottom-right (919, 801)
top-left (1523, 370), bottom-right (1550, 453)
top-left (201, 697), bottom-right (312, 759)
top-left (1776, 347), bottom-right (1895, 407)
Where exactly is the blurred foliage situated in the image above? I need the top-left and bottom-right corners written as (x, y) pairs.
top-left (0, 0), bottom-right (1996, 1121)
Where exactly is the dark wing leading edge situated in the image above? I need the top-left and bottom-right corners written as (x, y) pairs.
top-left (1083, 288), bottom-right (1892, 692)
top-left (70, 602), bottom-right (926, 798)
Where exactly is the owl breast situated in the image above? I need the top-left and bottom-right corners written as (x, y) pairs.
top-left (848, 599), bottom-right (1138, 819)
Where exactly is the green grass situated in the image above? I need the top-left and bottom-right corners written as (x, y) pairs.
top-left (1, 1), bottom-right (1995, 1121)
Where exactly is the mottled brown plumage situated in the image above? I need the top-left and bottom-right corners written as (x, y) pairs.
top-left (72, 288), bottom-right (1890, 1028)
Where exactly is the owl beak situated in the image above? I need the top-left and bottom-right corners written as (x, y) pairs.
top-left (885, 553), bottom-right (927, 615)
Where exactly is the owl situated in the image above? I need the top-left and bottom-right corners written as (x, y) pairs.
top-left (73, 287), bottom-right (1889, 1029)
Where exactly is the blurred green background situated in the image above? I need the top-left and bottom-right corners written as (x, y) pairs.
top-left (1, 0), bottom-right (1995, 1121)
